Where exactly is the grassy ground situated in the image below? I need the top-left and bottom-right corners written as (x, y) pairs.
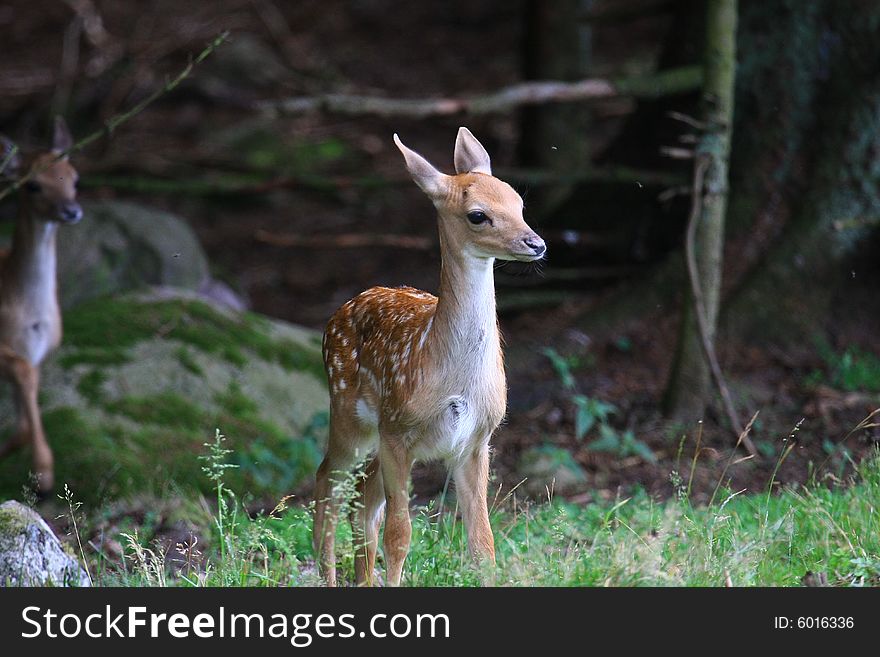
top-left (56, 430), bottom-right (880, 587)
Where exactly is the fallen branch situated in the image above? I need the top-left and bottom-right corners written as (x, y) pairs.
top-left (80, 165), bottom-right (686, 197)
top-left (254, 229), bottom-right (432, 250)
top-left (259, 66), bottom-right (703, 118)
top-left (0, 31), bottom-right (229, 203)
top-left (686, 154), bottom-right (758, 458)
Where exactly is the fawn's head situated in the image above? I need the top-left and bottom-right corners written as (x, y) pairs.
top-left (1, 117), bottom-right (82, 225)
top-left (394, 127), bottom-right (545, 262)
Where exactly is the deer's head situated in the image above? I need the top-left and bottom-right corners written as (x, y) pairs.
top-left (1, 117), bottom-right (82, 225)
top-left (394, 127), bottom-right (545, 262)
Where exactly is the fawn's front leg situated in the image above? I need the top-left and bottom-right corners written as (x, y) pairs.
top-left (380, 440), bottom-right (412, 587)
top-left (453, 443), bottom-right (496, 567)
top-left (0, 347), bottom-right (53, 492)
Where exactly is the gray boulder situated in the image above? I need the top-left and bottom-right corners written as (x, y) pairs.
top-left (56, 199), bottom-right (214, 309)
top-left (0, 500), bottom-right (90, 587)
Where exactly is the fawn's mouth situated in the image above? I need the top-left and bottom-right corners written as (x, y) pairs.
top-left (508, 244), bottom-right (547, 262)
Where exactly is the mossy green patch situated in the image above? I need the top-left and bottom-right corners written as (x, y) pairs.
top-left (0, 382), bottom-right (324, 503)
top-left (105, 393), bottom-right (207, 432)
top-left (214, 383), bottom-right (325, 494)
top-left (60, 296), bottom-right (325, 381)
top-left (76, 369), bottom-right (107, 405)
top-left (175, 346), bottom-right (204, 377)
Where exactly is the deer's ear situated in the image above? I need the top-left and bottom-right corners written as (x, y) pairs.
top-left (453, 127), bottom-right (491, 175)
top-left (52, 116), bottom-right (73, 155)
top-left (0, 135), bottom-right (21, 179)
top-left (394, 133), bottom-right (449, 199)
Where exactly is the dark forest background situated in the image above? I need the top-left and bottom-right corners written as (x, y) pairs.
top-left (1, 0), bottom-right (879, 506)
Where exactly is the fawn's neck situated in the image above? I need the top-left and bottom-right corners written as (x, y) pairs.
top-left (426, 226), bottom-right (500, 372)
top-left (3, 204), bottom-right (59, 302)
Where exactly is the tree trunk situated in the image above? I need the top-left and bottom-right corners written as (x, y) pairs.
top-left (664, 0), bottom-right (737, 422)
top-left (723, 1), bottom-right (880, 344)
top-left (518, 0), bottom-right (593, 216)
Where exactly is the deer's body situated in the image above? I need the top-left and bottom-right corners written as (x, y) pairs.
top-left (0, 119), bottom-right (82, 493)
top-left (314, 128), bottom-right (545, 586)
top-left (324, 279), bottom-right (505, 459)
top-left (0, 218), bottom-right (63, 366)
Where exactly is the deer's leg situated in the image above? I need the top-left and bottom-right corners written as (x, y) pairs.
top-left (313, 443), bottom-right (354, 586)
top-left (0, 350), bottom-right (53, 491)
top-left (453, 443), bottom-right (496, 567)
top-left (351, 455), bottom-right (385, 586)
top-left (379, 440), bottom-right (412, 587)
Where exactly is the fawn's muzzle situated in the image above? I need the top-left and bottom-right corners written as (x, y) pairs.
top-left (59, 203), bottom-right (82, 224)
top-left (512, 232), bottom-right (546, 260)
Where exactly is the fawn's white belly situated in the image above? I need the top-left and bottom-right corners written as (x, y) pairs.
top-left (0, 301), bottom-right (60, 366)
top-left (354, 390), bottom-right (486, 463)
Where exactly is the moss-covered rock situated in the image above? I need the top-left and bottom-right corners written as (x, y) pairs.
top-left (0, 289), bottom-right (328, 503)
top-left (54, 200), bottom-right (212, 309)
top-left (0, 501), bottom-right (90, 586)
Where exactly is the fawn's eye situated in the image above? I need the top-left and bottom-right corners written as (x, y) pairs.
top-left (24, 181), bottom-right (41, 193)
top-left (466, 210), bottom-right (491, 225)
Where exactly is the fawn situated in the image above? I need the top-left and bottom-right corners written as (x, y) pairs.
top-left (0, 117), bottom-right (82, 493)
top-left (314, 127), bottom-right (546, 586)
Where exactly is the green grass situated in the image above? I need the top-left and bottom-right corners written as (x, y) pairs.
top-left (66, 438), bottom-right (880, 587)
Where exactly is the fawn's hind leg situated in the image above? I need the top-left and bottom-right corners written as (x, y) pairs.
top-left (351, 456), bottom-right (385, 586)
top-left (314, 406), bottom-right (374, 586)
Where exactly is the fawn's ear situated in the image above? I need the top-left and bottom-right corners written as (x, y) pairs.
top-left (0, 135), bottom-right (21, 179)
top-left (453, 127), bottom-right (491, 176)
top-left (394, 133), bottom-right (449, 199)
top-left (52, 116), bottom-right (73, 155)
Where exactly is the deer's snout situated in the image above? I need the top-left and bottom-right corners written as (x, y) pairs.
top-left (59, 202), bottom-right (82, 224)
top-left (523, 233), bottom-right (546, 257)
top-left (512, 231), bottom-right (546, 261)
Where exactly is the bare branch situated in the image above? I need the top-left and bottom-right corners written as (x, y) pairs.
top-left (255, 230), bottom-right (431, 250)
top-left (259, 66), bottom-right (703, 118)
top-left (685, 154), bottom-right (759, 458)
top-left (0, 31), bottom-right (229, 203)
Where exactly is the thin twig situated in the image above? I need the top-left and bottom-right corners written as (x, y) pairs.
top-left (686, 154), bottom-right (758, 457)
top-left (0, 30), bottom-right (229, 203)
top-left (0, 144), bottom-right (19, 177)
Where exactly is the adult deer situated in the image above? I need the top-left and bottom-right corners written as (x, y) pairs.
top-left (0, 118), bottom-right (82, 494)
top-left (314, 127), bottom-right (546, 586)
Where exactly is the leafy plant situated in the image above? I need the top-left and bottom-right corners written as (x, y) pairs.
top-left (810, 340), bottom-right (880, 393)
top-left (572, 395), bottom-right (616, 441)
top-left (589, 425), bottom-right (658, 463)
top-left (541, 346), bottom-right (580, 391)
top-left (542, 346), bottom-right (656, 462)
top-left (234, 412), bottom-right (327, 492)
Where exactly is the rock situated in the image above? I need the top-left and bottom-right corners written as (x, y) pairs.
top-left (0, 500), bottom-right (90, 587)
top-left (56, 200), bottom-right (213, 309)
top-left (518, 445), bottom-right (588, 498)
top-left (0, 200), bottom-right (246, 311)
top-left (0, 288), bottom-right (329, 502)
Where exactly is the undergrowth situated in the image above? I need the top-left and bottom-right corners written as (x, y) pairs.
top-left (52, 418), bottom-right (880, 587)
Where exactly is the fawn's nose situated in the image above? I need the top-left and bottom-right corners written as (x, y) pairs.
top-left (59, 203), bottom-right (82, 224)
top-left (522, 234), bottom-right (546, 257)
